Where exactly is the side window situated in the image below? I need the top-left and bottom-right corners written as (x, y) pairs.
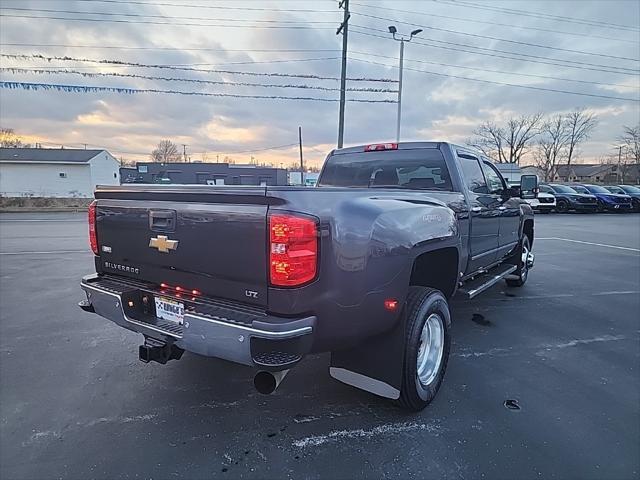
top-left (481, 161), bottom-right (506, 194)
top-left (539, 185), bottom-right (552, 194)
top-left (457, 156), bottom-right (487, 194)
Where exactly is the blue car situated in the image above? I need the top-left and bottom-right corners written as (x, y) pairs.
top-left (604, 185), bottom-right (640, 212)
top-left (569, 184), bottom-right (633, 212)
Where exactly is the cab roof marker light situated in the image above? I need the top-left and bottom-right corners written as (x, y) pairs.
top-left (364, 143), bottom-right (398, 152)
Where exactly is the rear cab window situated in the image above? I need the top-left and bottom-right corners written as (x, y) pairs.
top-left (318, 149), bottom-right (453, 191)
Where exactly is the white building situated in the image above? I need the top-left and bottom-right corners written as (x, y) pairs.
top-left (0, 147), bottom-right (120, 198)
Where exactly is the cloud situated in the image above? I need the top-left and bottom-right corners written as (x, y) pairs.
top-left (0, 0), bottom-right (638, 167)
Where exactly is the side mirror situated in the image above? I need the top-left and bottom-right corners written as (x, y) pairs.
top-left (520, 175), bottom-right (538, 199)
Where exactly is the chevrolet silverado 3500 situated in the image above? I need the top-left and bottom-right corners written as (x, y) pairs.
top-left (79, 142), bottom-right (537, 411)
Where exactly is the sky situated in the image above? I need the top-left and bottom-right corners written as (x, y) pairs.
top-left (0, 0), bottom-right (638, 169)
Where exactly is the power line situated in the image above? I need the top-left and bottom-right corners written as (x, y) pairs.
top-left (0, 57), bottom-right (341, 69)
top-left (434, 0), bottom-right (640, 32)
top-left (1, 68), bottom-right (399, 93)
top-left (217, 143), bottom-right (299, 155)
top-left (0, 13), bottom-right (340, 29)
top-left (349, 51), bottom-right (637, 90)
top-left (351, 26), bottom-right (639, 74)
top-left (35, 141), bottom-right (304, 158)
top-left (352, 11), bottom-right (639, 62)
top-left (350, 29), bottom-right (638, 76)
top-left (350, 58), bottom-right (639, 103)
top-left (0, 6), bottom-right (338, 24)
top-left (350, 2), bottom-right (638, 44)
top-left (48, 0), bottom-right (338, 14)
top-left (0, 81), bottom-right (398, 103)
top-left (0, 43), bottom-right (342, 53)
top-left (1, 54), bottom-right (398, 83)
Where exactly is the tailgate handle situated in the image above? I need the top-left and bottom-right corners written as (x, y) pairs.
top-left (149, 210), bottom-right (176, 232)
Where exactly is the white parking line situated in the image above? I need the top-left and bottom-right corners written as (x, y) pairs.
top-left (0, 250), bottom-right (89, 255)
top-left (537, 237), bottom-right (640, 252)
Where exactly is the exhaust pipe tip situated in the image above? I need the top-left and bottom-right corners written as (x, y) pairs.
top-left (254, 369), bottom-right (289, 395)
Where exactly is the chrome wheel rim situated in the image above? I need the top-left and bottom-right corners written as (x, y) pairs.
top-left (417, 313), bottom-right (445, 387)
top-left (521, 241), bottom-right (530, 280)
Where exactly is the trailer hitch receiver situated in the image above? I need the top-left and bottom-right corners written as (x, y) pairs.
top-left (139, 337), bottom-right (184, 364)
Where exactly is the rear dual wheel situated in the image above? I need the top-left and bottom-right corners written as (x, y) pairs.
top-left (397, 287), bottom-right (451, 411)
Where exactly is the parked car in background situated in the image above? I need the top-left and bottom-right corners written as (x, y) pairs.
top-left (569, 184), bottom-right (633, 212)
top-left (526, 191), bottom-right (556, 213)
top-left (539, 183), bottom-right (598, 213)
top-left (604, 185), bottom-right (640, 212)
top-left (495, 164), bottom-right (554, 213)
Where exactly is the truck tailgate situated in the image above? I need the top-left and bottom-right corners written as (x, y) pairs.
top-left (94, 186), bottom-right (269, 307)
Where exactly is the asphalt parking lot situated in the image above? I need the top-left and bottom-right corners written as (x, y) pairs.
top-left (1, 212), bottom-right (639, 479)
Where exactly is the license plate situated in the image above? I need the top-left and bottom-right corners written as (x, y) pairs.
top-left (154, 296), bottom-right (184, 324)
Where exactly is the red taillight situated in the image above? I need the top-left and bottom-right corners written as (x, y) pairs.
top-left (364, 143), bottom-right (398, 152)
top-left (269, 213), bottom-right (318, 287)
top-left (88, 200), bottom-right (99, 255)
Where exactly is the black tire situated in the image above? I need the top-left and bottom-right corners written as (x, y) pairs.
top-left (396, 287), bottom-right (451, 411)
top-left (506, 235), bottom-right (531, 287)
top-left (556, 199), bottom-right (569, 213)
top-left (597, 200), bottom-right (606, 213)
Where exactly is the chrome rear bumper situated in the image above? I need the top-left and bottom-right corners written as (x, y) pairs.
top-left (80, 274), bottom-right (315, 368)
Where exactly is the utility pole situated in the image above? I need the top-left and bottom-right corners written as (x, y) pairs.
top-left (336, 0), bottom-right (350, 149)
top-left (182, 144), bottom-right (188, 162)
top-left (618, 145), bottom-right (623, 183)
top-left (298, 126), bottom-right (304, 186)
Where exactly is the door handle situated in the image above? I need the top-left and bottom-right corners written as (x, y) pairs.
top-left (471, 206), bottom-right (483, 212)
top-left (498, 206), bottom-right (507, 211)
top-left (149, 210), bottom-right (177, 232)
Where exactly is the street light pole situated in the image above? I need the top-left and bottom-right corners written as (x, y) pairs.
top-left (388, 26), bottom-right (422, 143)
top-left (396, 39), bottom-right (404, 143)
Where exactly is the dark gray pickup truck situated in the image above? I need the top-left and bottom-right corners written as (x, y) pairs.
top-left (79, 141), bottom-right (537, 411)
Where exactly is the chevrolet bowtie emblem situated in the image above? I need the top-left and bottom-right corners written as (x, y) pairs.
top-left (149, 235), bottom-right (179, 253)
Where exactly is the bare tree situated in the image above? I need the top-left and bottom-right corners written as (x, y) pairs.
top-left (150, 139), bottom-right (181, 163)
top-left (470, 113), bottom-right (543, 164)
top-left (609, 125), bottom-right (640, 183)
top-left (564, 108), bottom-right (598, 168)
top-left (535, 114), bottom-right (568, 181)
top-left (0, 128), bottom-right (25, 148)
top-left (618, 124), bottom-right (640, 167)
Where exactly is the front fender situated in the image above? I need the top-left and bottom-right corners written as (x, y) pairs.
top-left (518, 202), bottom-right (535, 243)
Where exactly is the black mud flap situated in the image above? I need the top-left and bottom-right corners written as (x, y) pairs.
top-left (329, 316), bottom-right (406, 400)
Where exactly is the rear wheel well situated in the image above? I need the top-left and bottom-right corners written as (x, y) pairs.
top-left (409, 247), bottom-right (459, 299)
top-left (523, 219), bottom-right (534, 246)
